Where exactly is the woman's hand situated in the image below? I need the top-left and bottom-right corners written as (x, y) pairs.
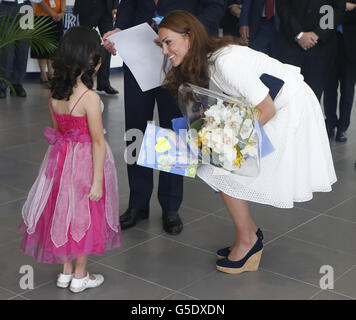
top-left (89, 182), bottom-right (103, 202)
top-left (53, 12), bottom-right (64, 22)
top-left (256, 94), bottom-right (276, 125)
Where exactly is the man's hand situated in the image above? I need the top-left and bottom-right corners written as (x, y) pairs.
top-left (112, 9), bottom-right (117, 23)
top-left (346, 2), bottom-right (356, 11)
top-left (298, 32), bottom-right (319, 50)
top-left (229, 4), bottom-right (242, 18)
top-left (239, 25), bottom-right (250, 40)
top-left (154, 38), bottom-right (162, 47)
top-left (103, 28), bottom-right (120, 55)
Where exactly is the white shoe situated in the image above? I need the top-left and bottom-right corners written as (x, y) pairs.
top-left (56, 273), bottom-right (74, 288)
top-left (69, 273), bottom-right (104, 293)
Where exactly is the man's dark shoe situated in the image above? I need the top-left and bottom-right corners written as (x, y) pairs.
top-left (10, 84), bottom-right (26, 97)
top-left (335, 130), bottom-right (347, 142)
top-left (0, 88), bottom-right (6, 99)
top-left (120, 208), bottom-right (149, 229)
top-left (97, 85), bottom-right (119, 95)
top-left (162, 211), bottom-right (183, 235)
top-left (326, 124), bottom-right (335, 140)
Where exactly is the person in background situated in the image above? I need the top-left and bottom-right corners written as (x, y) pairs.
top-left (275, 0), bottom-right (346, 102)
top-left (220, 0), bottom-right (243, 36)
top-left (0, 0), bottom-right (44, 99)
top-left (102, 0), bottom-right (225, 235)
top-left (74, 0), bottom-right (119, 95)
top-left (323, 1), bottom-right (356, 142)
top-left (31, 0), bottom-right (66, 86)
top-left (239, 0), bottom-right (279, 56)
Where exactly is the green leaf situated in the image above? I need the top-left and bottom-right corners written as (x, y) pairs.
top-left (0, 12), bottom-right (58, 84)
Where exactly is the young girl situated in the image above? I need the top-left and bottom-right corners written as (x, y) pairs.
top-left (19, 26), bottom-right (121, 293)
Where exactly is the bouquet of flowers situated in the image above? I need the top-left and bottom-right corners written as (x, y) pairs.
top-left (177, 83), bottom-right (262, 177)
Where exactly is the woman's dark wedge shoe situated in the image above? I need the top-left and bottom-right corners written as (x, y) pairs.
top-left (216, 237), bottom-right (263, 274)
top-left (216, 228), bottom-right (264, 259)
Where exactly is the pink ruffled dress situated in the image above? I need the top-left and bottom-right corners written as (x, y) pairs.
top-left (19, 89), bottom-right (121, 264)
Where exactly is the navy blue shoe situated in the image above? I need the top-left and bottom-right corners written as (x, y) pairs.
top-left (216, 228), bottom-right (264, 259)
top-left (216, 237), bottom-right (264, 274)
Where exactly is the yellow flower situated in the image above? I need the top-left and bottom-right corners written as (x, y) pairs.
top-left (234, 145), bottom-right (245, 167)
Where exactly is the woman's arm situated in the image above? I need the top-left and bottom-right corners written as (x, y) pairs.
top-left (85, 92), bottom-right (106, 201)
top-left (255, 94), bottom-right (276, 125)
top-left (214, 52), bottom-right (275, 124)
top-left (60, 0), bottom-right (66, 12)
top-left (37, 1), bottom-right (57, 18)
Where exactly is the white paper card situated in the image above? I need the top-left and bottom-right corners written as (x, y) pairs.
top-left (107, 23), bottom-right (165, 92)
top-left (49, 0), bottom-right (56, 8)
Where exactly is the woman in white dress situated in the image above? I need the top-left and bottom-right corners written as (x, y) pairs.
top-left (158, 10), bottom-right (336, 274)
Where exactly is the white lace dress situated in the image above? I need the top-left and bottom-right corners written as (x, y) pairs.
top-left (197, 45), bottom-right (337, 208)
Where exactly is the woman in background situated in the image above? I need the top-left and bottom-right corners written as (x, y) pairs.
top-left (31, 0), bottom-right (66, 85)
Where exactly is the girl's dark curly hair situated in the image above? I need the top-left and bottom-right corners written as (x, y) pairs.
top-left (50, 26), bottom-right (105, 100)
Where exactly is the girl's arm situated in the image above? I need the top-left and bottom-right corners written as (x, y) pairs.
top-left (256, 94), bottom-right (276, 125)
top-left (85, 92), bottom-right (106, 202)
top-left (49, 104), bottom-right (59, 130)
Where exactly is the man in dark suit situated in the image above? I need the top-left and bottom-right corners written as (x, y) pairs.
top-left (323, 1), bottom-right (356, 142)
top-left (239, 0), bottom-right (280, 56)
top-left (74, 0), bottom-right (119, 94)
top-left (220, 0), bottom-right (243, 36)
top-left (0, 0), bottom-right (44, 99)
top-left (103, 0), bottom-right (225, 235)
top-left (275, 0), bottom-right (346, 101)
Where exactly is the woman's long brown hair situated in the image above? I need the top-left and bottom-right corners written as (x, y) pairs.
top-left (159, 10), bottom-right (248, 97)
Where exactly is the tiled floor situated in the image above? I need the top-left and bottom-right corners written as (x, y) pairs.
top-left (0, 73), bottom-right (355, 300)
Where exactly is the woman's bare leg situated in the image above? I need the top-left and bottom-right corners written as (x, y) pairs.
top-left (47, 59), bottom-right (54, 79)
top-left (220, 192), bottom-right (258, 261)
top-left (38, 59), bottom-right (48, 82)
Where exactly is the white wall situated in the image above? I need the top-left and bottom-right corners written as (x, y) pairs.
top-left (27, 0), bottom-right (123, 72)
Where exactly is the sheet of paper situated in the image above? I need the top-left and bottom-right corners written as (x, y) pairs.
top-left (108, 23), bottom-right (166, 92)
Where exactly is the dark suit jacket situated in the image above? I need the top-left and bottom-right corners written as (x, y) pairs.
top-left (276, 0), bottom-right (346, 57)
top-left (239, 0), bottom-right (280, 38)
top-left (220, 0), bottom-right (243, 36)
top-left (343, 2), bottom-right (356, 62)
top-left (115, 0), bottom-right (225, 36)
top-left (74, 0), bottom-right (119, 17)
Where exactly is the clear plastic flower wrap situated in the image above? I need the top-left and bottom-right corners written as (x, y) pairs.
top-left (178, 83), bottom-right (262, 177)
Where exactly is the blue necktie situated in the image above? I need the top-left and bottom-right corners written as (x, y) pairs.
top-left (337, 25), bottom-right (343, 34)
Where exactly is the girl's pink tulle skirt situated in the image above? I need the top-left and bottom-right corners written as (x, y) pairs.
top-left (19, 128), bottom-right (121, 264)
